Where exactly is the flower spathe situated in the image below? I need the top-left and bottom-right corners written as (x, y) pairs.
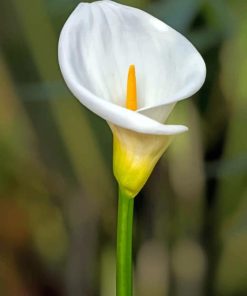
top-left (58, 0), bottom-right (206, 197)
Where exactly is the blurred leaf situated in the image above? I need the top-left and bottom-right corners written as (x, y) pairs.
top-left (216, 232), bottom-right (247, 295)
top-left (136, 240), bottom-right (169, 296)
top-left (18, 81), bottom-right (68, 101)
top-left (217, 4), bottom-right (247, 222)
top-left (204, 0), bottom-right (233, 34)
top-left (11, 0), bottom-right (114, 201)
top-left (171, 239), bottom-right (206, 296)
top-left (27, 201), bottom-right (69, 266)
top-left (189, 28), bottom-right (224, 52)
top-left (148, 0), bottom-right (203, 32)
top-left (215, 3), bottom-right (247, 294)
top-left (100, 246), bottom-right (116, 296)
top-left (0, 200), bottom-right (29, 249)
top-left (118, 0), bottom-right (150, 9)
top-left (0, 51), bottom-right (34, 154)
top-left (166, 101), bottom-right (205, 236)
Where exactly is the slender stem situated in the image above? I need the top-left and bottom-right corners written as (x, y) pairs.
top-left (116, 187), bottom-right (134, 296)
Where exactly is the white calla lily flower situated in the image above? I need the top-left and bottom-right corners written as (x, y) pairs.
top-left (58, 0), bottom-right (206, 197)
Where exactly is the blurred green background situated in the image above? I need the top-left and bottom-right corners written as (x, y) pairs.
top-left (0, 0), bottom-right (246, 295)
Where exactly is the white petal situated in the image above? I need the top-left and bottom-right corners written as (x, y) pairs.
top-left (138, 102), bottom-right (175, 123)
top-left (58, 0), bottom-right (205, 134)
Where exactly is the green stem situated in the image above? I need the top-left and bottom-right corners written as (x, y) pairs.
top-left (116, 187), bottom-right (134, 296)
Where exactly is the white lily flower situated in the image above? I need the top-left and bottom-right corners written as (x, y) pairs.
top-left (58, 0), bottom-right (206, 197)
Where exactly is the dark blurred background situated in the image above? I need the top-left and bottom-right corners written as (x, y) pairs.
top-left (0, 0), bottom-right (246, 295)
